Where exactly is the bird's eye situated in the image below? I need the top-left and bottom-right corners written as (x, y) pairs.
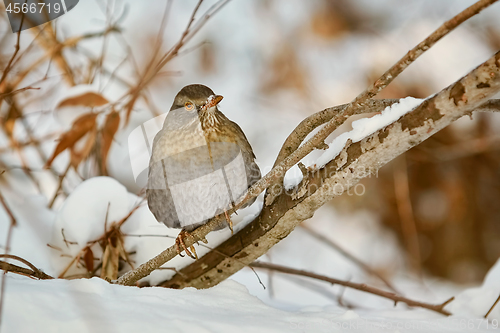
top-left (184, 102), bottom-right (194, 111)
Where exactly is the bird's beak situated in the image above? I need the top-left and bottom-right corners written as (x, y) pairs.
top-left (203, 95), bottom-right (223, 110)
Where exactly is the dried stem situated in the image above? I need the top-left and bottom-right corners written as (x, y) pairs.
top-left (393, 155), bottom-right (421, 273)
top-left (48, 164), bottom-right (71, 209)
top-left (0, 86), bottom-right (40, 101)
top-left (485, 294), bottom-right (500, 318)
top-left (0, 190), bottom-right (17, 330)
top-left (0, 255), bottom-right (53, 280)
top-left (299, 224), bottom-right (399, 293)
top-left (58, 201), bottom-right (144, 278)
top-left (122, 0), bottom-right (231, 123)
top-left (250, 261), bottom-right (453, 316)
top-left (0, 19), bottom-right (23, 86)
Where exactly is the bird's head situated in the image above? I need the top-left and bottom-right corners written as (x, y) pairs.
top-left (170, 84), bottom-right (223, 114)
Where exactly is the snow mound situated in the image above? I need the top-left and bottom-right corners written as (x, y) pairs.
top-left (448, 258), bottom-right (500, 319)
top-left (3, 276), bottom-right (296, 333)
top-left (50, 177), bottom-right (132, 275)
top-left (3, 273), bottom-right (500, 333)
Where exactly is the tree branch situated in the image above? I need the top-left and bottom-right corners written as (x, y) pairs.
top-left (273, 99), bottom-right (401, 167)
top-left (241, 0), bottom-right (499, 210)
top-left (265, 99), bottom-right (400, 205)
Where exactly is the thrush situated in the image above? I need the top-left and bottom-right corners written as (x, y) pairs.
top-left (146, 84), bottom-right (261, 259)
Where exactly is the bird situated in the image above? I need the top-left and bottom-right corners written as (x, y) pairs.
top-left (146, 84), bottom-right (261, 259)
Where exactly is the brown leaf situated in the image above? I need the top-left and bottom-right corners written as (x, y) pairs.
top-left (4, 104), bottom-right (22, 138)
top-left (46, 113), bottom-right (98, 167)
top-left (124, 93), bottom-right (139, 126)
top-left (70, 128), bottom-right (97, 168)
top-left (4, 119), bottom-right (16, 138)
top-left (100, 111), bottom-right (120, 175)
top-left (101, 235), bottom-right (120, 281)
top-left (83, 247), bottom-right (94, 272)
top-left (58, 91), bottom-right (109, 108)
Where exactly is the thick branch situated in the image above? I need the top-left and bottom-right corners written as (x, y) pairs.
top-left (250, 261), bottom-right (453, 316)
top-left (272, 99), bottom-right (401, 167)
top-left (264, 99), bottom-right (400, 204)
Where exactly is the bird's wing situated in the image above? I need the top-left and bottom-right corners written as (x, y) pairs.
top-left (147, 155), bottom-right (182, 229)
top-left (228, 120), bottom-right (257, 160)
top-left (223, 119), bottom-right (261, 208)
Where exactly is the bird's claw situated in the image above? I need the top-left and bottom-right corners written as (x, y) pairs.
top-left (175, 230), bottom-right (198, 260)
top-left (224, 209), bottom-right (233, 235)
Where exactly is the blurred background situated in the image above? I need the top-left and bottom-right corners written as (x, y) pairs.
top-left (1, 0), bottom-right (500, 310)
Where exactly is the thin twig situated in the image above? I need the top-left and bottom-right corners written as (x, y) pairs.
top-left (48, 164), bottom-right (71, 209)
top-left (393, 155), bottom-right (421, 273)
top-left (122, 0), bottom-right (231, 123)
top-left (250, 261), bottom-right (454, 316)
top-left (154, 0), bottom-right (205, 72)
top-left (485, 294), bottom-right (500, 318)
top-left (58, 248), bottom-right (84, 279)
top-left (0, 261), bottom-right (41, 279)
top-left (299, 224), bottom-right (399, 293)
top-left (0, 86), bottom-right (40, 101)
top-left (0, 255), bottom-right (53, 280)
top-left (0, 18), bottom-right (23, 85)
top-left (0, 188), bottom-right (17, 330)
top-left (0, 191), bottom-right (15, 240)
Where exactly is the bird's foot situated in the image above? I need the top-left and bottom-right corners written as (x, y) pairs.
top-left (224, 209), bottom-right (233, 235)
top-left (175, 230), bottom-right (198, 260)
top-left (231, 200), bottom-right (238, 215)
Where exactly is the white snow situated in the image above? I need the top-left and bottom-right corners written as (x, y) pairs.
top-left (2, 262), bottom-right (500, 333)
top-left (50, 177), bottom-right (133, 275)
top-left (314, 97), bottom-right (424, 169)
top-left (448, 258), bottom-right (500, 318)
top-left (284, 164), bottom-right (304, 190)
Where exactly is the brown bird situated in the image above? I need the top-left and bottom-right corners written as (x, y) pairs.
top-left (146, 84), bottom-right (261, 258)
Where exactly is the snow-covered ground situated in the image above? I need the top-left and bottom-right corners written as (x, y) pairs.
top-left (1, 0), bottom-right (500, 332)
top-left (2, 261), bottom-right (500, 333)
